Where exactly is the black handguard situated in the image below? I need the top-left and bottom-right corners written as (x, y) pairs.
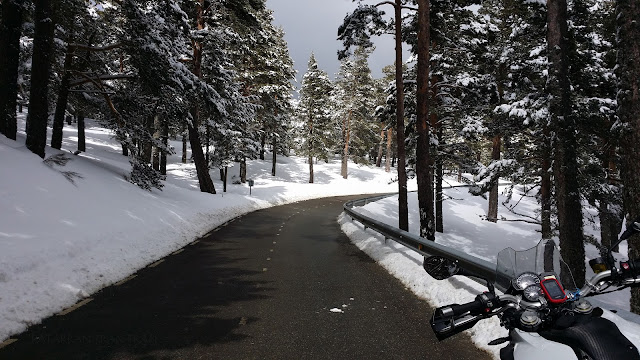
top-left (431, 292), bottom-right (498, 341)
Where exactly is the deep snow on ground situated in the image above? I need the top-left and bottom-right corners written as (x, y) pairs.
top-left (0, 114), bottom-right (410, 342)
top-left (339, 182), bottom-right (640, 359)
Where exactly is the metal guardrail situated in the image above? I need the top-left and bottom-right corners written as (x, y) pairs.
top-left (343, 193), bottom-right (640, 323)
top-left (343, 192), bottom-right (504, 292)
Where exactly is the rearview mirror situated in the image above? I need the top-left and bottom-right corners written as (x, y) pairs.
top-left (423, 256), bottom-right (460, 280)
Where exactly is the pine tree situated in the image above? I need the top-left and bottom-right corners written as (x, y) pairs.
top-left (297, 53), bottom-right (333, 183)
top-left (334, 46), bottom-right (380, 179)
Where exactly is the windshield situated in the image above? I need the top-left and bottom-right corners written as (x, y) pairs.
top-left (495, 239), bottom-right (576, 291)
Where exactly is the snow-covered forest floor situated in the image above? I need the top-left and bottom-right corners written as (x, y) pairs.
top-left (0, 114), bottom-right (404, 342)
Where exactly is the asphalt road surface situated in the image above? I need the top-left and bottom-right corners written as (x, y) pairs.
top-left (0, 195), bottom-right (493, 360)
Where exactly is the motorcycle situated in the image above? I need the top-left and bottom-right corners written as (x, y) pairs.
top-left (423, 217), bottom-right (640, 360)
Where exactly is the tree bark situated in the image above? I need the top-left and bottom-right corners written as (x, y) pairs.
top-left (376, 128), bottom-right (384, 167)
top-left (386, 128), bottom-right (392, 172)
top-left (188, 119), bottom-right (216, 194)
top-left (26, 0), bottom-right (55, 158)
top-left (223, 166), bottom-right (228, 192)
top-left (488, 135), bottom-right (501, 222)
top-left (395, 0), bottom-right (408, 231)
top-left (415, 0), bottom-right (433, 239)
top-left (52, 44), bottom-right (75, 150)
top-left (260, 130), bottom-right (266, 160)
top-left (160, 118), bottom-right (168, 175)
top-left (616, 0), bottom-right (640, 313)
top-left (152, 114), bottom-right (161, 171)
top-left (309, 155), bottom-right (314, 183)
top-left (341, 110), bottom-right (351, 179)
top-left (186, 0), bottom-right (216, 194)
top-left (436, 124), bottom-right (443, 233)
top-left (272, 134), bottom-right (277, 176)
top-left (541, 126), bottom-right (552, 239)
top-left (182, 129), bottom-right (187, 163)
top-left (78, 112), bottom-right (85, 152)
top-left (0, 0), bottom-right (24, 140)
top-left (240, 158), bottom-right (247, 183)
top-left (548, 0), bottom-right (585, 287)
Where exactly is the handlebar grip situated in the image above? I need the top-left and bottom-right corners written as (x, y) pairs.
top-left (438, 299), bottom-right (485, 317)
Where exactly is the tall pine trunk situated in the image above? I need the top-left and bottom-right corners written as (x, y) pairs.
top-left (394, 0), bottom-right (408, 231)
top-left (436, 124), bottom-right (443, 233)
top-left (616, 0), bottom-right (640, 313)
top-left (272, 134), bottom-right (277, 176)
top-left (386, 128), bottom-right (392, 172)
top-left (160, 118), bottom-right (168, 175)
top-left (415, 0), bottom-right (431, 239)
top-left (547, 0), bottom-right (585, 287)
top-left (52, 43), bottom-right (75, 150)
top-left (341, 110), bottom-right (351, 179)
top-left (0, 0), bottom-right (24, 140)
top-left (487, 135), bottom-right (501, 222)
top-left (541, 126), bottom-right (552, 239)
top-left (77, 112), bottom-right (85, 152)
top-left (152, 114), bottom-right (161, 171)
top-left (376, 128), bottom-right (384, 167)
top-left (187, 0), bottom-right (216, 194)
top-left (26, 0), bottom-right (55, 158)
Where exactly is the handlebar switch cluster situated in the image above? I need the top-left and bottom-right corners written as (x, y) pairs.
top-left (617, 259), bottom-right (640, 279)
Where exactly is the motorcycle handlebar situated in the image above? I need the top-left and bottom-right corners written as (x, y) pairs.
top-left (439, 299), bottom-right (485, 317)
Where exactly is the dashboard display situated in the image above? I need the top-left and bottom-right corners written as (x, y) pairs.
top-left (513, 272), bottom-right (540, 291)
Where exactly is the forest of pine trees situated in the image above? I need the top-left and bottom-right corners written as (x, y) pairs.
top-left (2, 0), bottom-right (640, 309)
top-left (0, 0), bottom-right (297, 192)
top-left (337, 0), bottom-right (640, 309)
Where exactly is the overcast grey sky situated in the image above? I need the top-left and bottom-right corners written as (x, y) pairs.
top-left (265, 0), bottom-right (408, 88)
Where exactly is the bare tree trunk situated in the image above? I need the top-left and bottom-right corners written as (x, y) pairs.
top-left (182, 129), bottom-right (187, 163)
top-left (78, 112), bottom-right (85, 152)
top-left (223, 166), bottom-right (228, 192)
top-left (160, 118), bottom-right (168, 175)
top-left (376, 128), bottom-right (384, 167)
top-left (52, 43), bottom-right (75, 149)
top-left (541, 127), bottom-right (552, 239)
top-left (188, 119), bottom-right (216, 194)
top-left (488, 135), bottom-right (501, 222)
top-left (152, 114), bottom-right (161, 171)
top-left (386, 128), bottom-right (392, 172)
top-left (436, 124), bottom-right (443, 233)
top-left (187, 0), bottom-right (216, 194)
top-left (394, 0), bottom-right (409, 231)
top-left (548, 0), bottom-right (585, 287)
top-left (309, 155), bottom-right (314, 183)
top-left (272, 134), bottom-right (277, 176)
top-left (415, 0), bottom-right (433, 239)
top-left (260, 130), bottom-right (266, 160)
top-left (341, 110), bottom-right (351, 179)
top-left (0, 0), bottom-right (23, 140)
top-left (26, 0), bottom-right (55, 158)
top-left (205, 124), bottom-right (210, 166)
top-left (616, 0), bottom-right (640, 313)
top-left (240, 158), bottom-right (247, 183)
